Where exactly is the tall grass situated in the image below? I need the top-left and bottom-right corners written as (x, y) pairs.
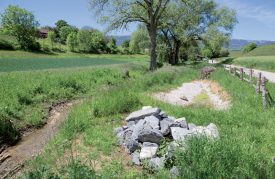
top-left (233, 56), bottom-right (275, 72)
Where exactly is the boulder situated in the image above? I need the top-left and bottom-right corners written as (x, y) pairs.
top-left (131, 119), bottom-right (145, 140)
top-left (140, 142), bottom-right (158, 160)
top-left (149, 157), bottom-right (165, 171)
top-left (138, 125), bottom-right (164, 144)
top-left (125, 139), bottom-right (140, 153)
top-left (191, 123), bottom-right (219, 139)
top-left (170, 166), bottom-right (179, 179)
top-left (125, 107), bottom-right (161, 122)
top-left (120, 128), bottom-right (134, 145)
top-left (132, 151), bottom-right (141, 166)
top-left (171, 127), bottom-right (192, 141)
top-left (144, 116), bottom-right (160, 130)
top-left (160, 118), bottom-right (174, 136)
top-left (116, 131), bottom-right (125, 145)
top-left (170, 117), bottom-right (188, 128)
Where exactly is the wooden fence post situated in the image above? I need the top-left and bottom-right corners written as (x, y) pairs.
top-left (240, 68), bottom-right (244, 81)
top-left (256, 72), bottom-right (262, 94)
top-left (262, 76), bottom-right (267, 108)
top-left (249, 69), bottom-right (253, 84)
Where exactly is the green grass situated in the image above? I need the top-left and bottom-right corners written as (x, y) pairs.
top-left (20, 65), bottom-right (275, 178)
top-left (233, 56), bottom-right (275, 72)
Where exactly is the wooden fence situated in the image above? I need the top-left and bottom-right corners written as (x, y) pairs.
top-left (224, 65), bottom-right (274, 108)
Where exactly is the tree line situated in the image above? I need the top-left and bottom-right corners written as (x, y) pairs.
top-left (90, 0), bottom-right (237, 70)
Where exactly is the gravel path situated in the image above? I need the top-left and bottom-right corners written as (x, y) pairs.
top-left (224, 64), bottom-right (275, 83)
top-left (154, 80), bottom-right (230, 110)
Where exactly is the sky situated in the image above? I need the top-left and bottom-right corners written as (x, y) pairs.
top-left (0, 0), bottom-right (275, 40)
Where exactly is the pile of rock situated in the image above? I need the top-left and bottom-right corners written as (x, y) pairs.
top-left (114, 106), bottom-right (219, 172)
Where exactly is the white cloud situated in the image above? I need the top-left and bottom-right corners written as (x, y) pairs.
top-left (216, 0), bottom-right (275, 29)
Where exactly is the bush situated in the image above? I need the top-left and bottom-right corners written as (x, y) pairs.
top-left (93, 89), bottom-right (141, 117)
top-left (175, 137), bottom-right (274, 179)
top-left (219, 48), bottom-right (230, 57)
top-left (0, 39), bottom-right (14, 50)
top-left (28, 42), bottom-right (41, 51)
top-left (243, 43), bottom-right (257, 53)
top-left (0, 114), bottom-right (20, 144)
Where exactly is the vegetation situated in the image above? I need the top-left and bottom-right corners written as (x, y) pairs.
top-left (0, 5), bottom-right (39, 50)
top-left (17, 64), bottom-right (275, 178)
top-left (233, 56), bottom-right (275, 72)
top-left (243, 42), bottom-right (257, 53)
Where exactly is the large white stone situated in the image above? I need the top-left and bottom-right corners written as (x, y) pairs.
top-left (171, 127), bottom-right (192, 141)
top-left (139, 142), bottom-right (158, 160)
top-left (125, 108), bottom-right (161, 122)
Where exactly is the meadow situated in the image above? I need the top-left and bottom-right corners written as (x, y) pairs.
top-left (13, 62), bottom-right (274, 178)
top-left (0, 49), bottom-right (274, 178)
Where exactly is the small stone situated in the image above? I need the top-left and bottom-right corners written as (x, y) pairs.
top-left (132, 152), bottom-right (141, 165)
top-left (116, 131), bottom-right (125, 145)
top-left (191, 123), bottom-right (219, 139)
top-left (125, 139), bottom-right (140, 153)
top-left (122, 126), bottom-right (128, 130)
top-left (170, 166), bottom-right (179, 179)
top-left (167, 141), bottom-right (180, 159)
top-left (149, 157), bottom-right (165, 171)
top-left (144, 116), bottom-right (160, 130)
top-left (171, 127), bottom-right (192, 141)
top-left (138, 126), bottom-right (164, 144)
top-left (206, 123), bottom-right (219, 139)
top-left (160, 118), bottom-right (173, 136)
top-left (126, 108), bottom-right (161, 122)
top-left (131, 119), bottom-right (145, 140)
top-left (140, 142), bottom-right (158, 160)
top-left (170, 117), bottom-right (188, 128)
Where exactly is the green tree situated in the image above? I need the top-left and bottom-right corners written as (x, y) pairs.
top-left (121, 40), bottom-right (131, 54)
top-left (47, 31), bottom-right (56, 49)
top-left (77, 29), bottom-right (106, 53)
top-left (77, 29), bottom-right (92, 52)
top-left (60, 26), bottom-right (78, 44)
top-left (67, 32), bottom-right (78, 52)
top-left (243, 43), bottom-right (257, 53)
top-left (106, 37), bottom-right (117, 54)
top-left (130, 25), bottom-right (150, 54)
top-left (0, 5), bottom-right (39, 50)
top-left (90, 0), bottom-right (171, 71)
top-left (55, 20), bottom-right (69, 31)
top-left (160, 0), bottom-right (237, 64)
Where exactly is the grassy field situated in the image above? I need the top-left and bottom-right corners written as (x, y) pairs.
top-left (233, 56), bottom-right (275, 72)
top-left (15, 63), bottom-right (274, 178)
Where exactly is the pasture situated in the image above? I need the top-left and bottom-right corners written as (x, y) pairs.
top-left (1, 60), bottom-right (272, 178)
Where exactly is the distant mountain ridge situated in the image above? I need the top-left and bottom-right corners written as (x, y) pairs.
top-left (229, 39), bottom-right (275, 51)
top-left (113, 36), bottom-right (275, 50)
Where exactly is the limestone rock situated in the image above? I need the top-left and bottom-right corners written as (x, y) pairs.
top-left (125, 139), bottom-right (140, 153)
top-left (160, 118), bottom-right (173, 136)
top-left (149, 157), bottom-right (165, 171)
top-left (138, 126), bottom-right (164, 144)
top-left (170, 117), bottom-right (188, 128)
top-left (132, 152), bottom-right (141, 165)
top-left (140, 142), bottom-right (158, 160)
top-left (125, 108), bottom-right (161, 122)
top-left (170, 166), bottom-right (179, 179)
top-left (144, 116), bottom-right (160, 130)
top-left (171, 127), bottom-right (192, 141)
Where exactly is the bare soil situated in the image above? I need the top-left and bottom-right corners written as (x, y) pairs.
top-left (0, 100), bottom-right (81, 178)
top-left (154, 80), bottom-right (231, 110)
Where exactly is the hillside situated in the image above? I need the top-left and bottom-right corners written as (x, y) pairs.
top-left (228, 39), bottom-right (275, 51)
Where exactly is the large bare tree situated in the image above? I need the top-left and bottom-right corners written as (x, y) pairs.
top-left (89, 0), bottom-right (170, 71)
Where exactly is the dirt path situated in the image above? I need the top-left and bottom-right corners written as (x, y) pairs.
top-left (0, 100), bottom-right (81, 178)
top-left (224, 64), bottom-right (275, 83)
top-left (154, 80), bottom-right (230, 110)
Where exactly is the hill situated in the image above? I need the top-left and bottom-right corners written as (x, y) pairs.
top-left (228, 39), bottom-right (275, 51)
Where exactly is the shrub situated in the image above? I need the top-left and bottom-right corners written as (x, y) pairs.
top-left (219, 48), bottom-right (230, 57)
top-left (0, 114), bottom-right (20, 144)
top-left (243, 43), bottom-right (257, 53)
top-left (175, 137), bottom-right (273, 179)
top-left (28, 42), bottom-right (41, 51)
top-left (0, 39), bottom-right (14, 50)
top-left (93, 89), bottom-right (141, 117)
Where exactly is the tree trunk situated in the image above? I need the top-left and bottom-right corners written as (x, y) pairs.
top-left (171, 40), bottom-right (180, 65)
top-left (147, 25), bottom-right (157, 71)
